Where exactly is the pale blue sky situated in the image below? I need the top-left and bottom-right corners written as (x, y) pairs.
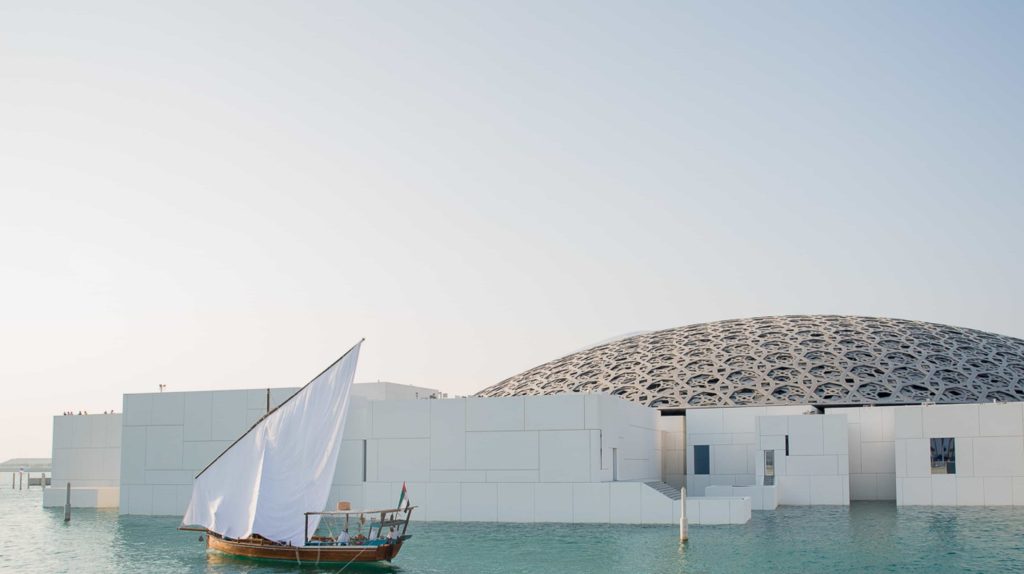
top-left (2, 1), bottom-right (1022, 459)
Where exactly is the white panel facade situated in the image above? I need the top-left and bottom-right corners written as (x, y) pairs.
top-left (705, 484), bottom-right (778, 511)
top-left (824, 406), bottom-right (897, 501)
top-left (43, 414), bottom-right (122, 508)
top-left (120, 389), bottom-right (261, 516)
top-left (755, 414), bottom-right (850, 506)
top-left (895, 403), bottom-right (1024, 506)
top-left (335, 393), bottom-right (675, 523)
top-left (685, 405), bottom-right (812, 495)
top-left (684, 496), bottom-right (751, 525)
top-left (91, 385), bottom-right (679, 523)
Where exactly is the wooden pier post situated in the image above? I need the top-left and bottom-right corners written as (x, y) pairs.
top-left (679, 486), bottom-right (688, 542)
top-left (64, 482), bottom-right (71, 522)
top-left (19, 472), bottom-right (23, 490)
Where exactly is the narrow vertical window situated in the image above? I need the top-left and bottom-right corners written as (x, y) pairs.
top-left (764, 450), bottom-right (775, 486)
top-left (930, 437), bottom-right (956, 474)
top-left (362, 439), bottom-right (368, 482)
top-left (694, 445), bottom-right (710, 475)
top-left (785, 435), bottom-right (789, 456)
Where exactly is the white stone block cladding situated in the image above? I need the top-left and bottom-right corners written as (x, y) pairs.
top-left (109, 386), bottom-right (678, 523)
top-left (332, 393), bottom-right (675, 524)
top-left (755, 414), bottom-right (850, 505)
top-left (42, 413), bottom-right (122, 508)
top-left (823, 406), bottom-right (898, 501)
top-left (684, 496), bottom-right (751, 525)
top-left (894, 403), bottom-right (1024, 506)
top-left (685, 405), bottom-right (812, 495)
top-left (44, 486), bottom-right (120, 508)
top-left (117, 383), bottom-right (422, 516)
top-left (705, 484), bottom-right (778, 510)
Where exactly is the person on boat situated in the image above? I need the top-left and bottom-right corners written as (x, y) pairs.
top-left (338, 529), bottom-right (350, 545)
top-left (386, 526), bottom-right (395, 543)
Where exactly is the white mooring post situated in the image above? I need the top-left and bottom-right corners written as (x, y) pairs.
top-left (64, 482), bottom-right (71, 522)
top-left (679, 486), bottom-right (688, 542)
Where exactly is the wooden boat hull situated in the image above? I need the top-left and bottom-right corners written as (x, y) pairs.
top-left (207, 533), bottom-right (405, 564)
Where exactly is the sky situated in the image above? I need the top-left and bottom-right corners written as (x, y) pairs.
top-left (1, 1), bottom-right (1023, 460)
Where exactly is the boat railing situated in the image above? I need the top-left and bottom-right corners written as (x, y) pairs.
top-left (303, 506), bottom-right (416, 547)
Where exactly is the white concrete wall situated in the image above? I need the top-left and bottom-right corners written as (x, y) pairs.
top-left (49, 414), bottom-right (122, 488)
top-left (895, 403), bottom-right (1024, 506)
top-left (756, 414), bottom-right (850, 505)
top-left (110, 386), bottom-right (677, 523)
top-left (44, 486), bottom-right (120, 507)
top-left (43, 414), bottom-right (122, 508)
top-left (119, 388), bottom-right (285, 515)
top-left (705, 484), bottom-right (778, 511)
top-left (330, 393), bottom-right (674, 523)
top-left (685, 405), bottom-right (812, 495)
top-left (117, 382), bottom-right (434, 515)
top-left (823, 406), bottom-right (897, 501)
top-left (684, 496), bottom-right (751, 525)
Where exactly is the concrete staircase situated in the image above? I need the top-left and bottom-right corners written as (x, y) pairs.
top-left (644, 481), bottom-right (682, 500)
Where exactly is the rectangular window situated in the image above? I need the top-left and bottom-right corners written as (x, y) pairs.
top-left (694, 445), bottom-right (710, 475)
top-left (764, 450), bottom-right (775, 486)
top-left (930, 437), bottom-right (956, 474)
top-left (785, 435), bottom-right (789, 456)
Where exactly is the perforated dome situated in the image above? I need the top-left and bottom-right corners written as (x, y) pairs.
top-left (476, 316), bottom-right (1024, 409)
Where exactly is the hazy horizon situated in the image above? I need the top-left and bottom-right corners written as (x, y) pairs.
top-left (3, 1), bottom-right (1023, 460)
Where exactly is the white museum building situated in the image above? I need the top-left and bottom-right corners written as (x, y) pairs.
top-left (45, 316), bottom-right (1024, 524)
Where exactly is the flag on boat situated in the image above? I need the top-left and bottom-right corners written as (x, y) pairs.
top-left (397, 481), bottom-right (410, 510)
top-left (181, 341), bottom-right (362, 547)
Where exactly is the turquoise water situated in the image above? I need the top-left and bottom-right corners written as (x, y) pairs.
top-left (3, 481), bottom-right (1024, 573)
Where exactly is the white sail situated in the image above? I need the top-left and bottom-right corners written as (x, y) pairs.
top-left (182, 341), bottom-right (361, 546)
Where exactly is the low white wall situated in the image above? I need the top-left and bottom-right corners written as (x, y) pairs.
top-left (43, 486), bottom-right (120, 508)
top-left (685, 405), bottom-right (812, 495)
top-left (823, 406), bottom-right (897, 500)
top-left (756, 414), bottom-right (849, 505)
top-left (895, 403), bottom-right (1024, 506)
top-left (705, 484), bottom-right (777, 510)
top-left (685, 496), bottom-right (751, 525)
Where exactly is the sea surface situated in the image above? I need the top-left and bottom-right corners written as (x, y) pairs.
top-left (3, 478), bottom-right (1024, 573)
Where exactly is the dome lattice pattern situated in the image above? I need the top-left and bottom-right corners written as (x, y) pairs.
top-left (476, 316), bottom-right (1024, 408)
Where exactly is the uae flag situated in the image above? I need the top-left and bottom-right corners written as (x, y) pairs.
top-left (397, 482), bottom-right (410, 510)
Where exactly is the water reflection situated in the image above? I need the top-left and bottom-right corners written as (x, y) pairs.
top-left (5, 490), bottom-right (1024, 574)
